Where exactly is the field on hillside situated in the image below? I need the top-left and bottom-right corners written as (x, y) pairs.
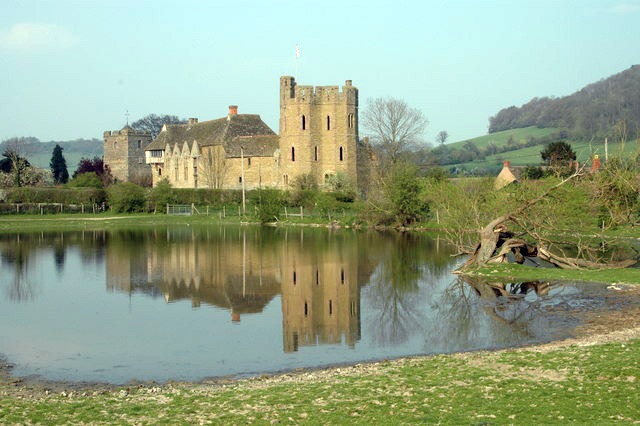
top-left (27, 151), bottom-right (102, 170)
top-left (448, 126), bottom-right (559, 150)
top-left (448, 127), bottom-right (640, 171)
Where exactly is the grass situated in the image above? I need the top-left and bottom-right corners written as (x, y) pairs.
top-left (464, 263), bottom-right (640, 285)
top-left (448, 126), bottom-right (559, 150)
top-left (1, 337), bottom-right (638, 424)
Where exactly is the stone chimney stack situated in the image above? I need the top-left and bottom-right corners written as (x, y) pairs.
top-left (345, 80), bottom-right (352, 86)
top-left (503, 160), bottom-right (511, 168)
top-left (228, 105), bottom-right (238, 116)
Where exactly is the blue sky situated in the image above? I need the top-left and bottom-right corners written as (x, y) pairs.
top-left (1, 0), bottom-right (639, 144)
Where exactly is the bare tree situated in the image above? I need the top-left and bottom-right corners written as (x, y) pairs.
top-left (361, 97), bottom-right (428, 166)
top-left (436, 130), bottom-right (449, 145)
top-left (130, 114), bottom-right (186, 139)
top-left (199, 146), bottom-right (227, 189)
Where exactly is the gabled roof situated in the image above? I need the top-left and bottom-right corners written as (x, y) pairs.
top-left (145, 114), bottom-right (277, 157)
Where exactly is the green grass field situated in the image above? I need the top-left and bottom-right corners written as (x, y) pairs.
top-left (448, 126), bottom-right (559, 150)
top-left (447, 126), bottom-right (640, 170)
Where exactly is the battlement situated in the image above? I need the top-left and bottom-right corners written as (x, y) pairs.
top-left (103, 127), bottom-right (152, 138)
top-left (280, 76), bottom-right (357, 104)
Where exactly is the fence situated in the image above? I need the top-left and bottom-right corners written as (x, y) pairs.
top-left (0, 203), bottom-right (105, 215)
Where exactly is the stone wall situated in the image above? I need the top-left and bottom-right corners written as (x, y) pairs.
top-left (104, 127), bottom-right (152, 183)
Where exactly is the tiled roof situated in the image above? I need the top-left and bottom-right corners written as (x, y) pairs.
top-left (145, 114), bottom-right (277, 157)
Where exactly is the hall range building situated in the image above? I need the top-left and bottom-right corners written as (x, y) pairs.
top-left (132, 76), bottom-right (374, 190)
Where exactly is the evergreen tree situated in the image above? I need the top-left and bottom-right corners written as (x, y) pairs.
top-left (50, 144), bottom-right (69, 184)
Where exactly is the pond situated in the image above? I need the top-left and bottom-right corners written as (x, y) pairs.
top-left (0, 225), bottom-right (622, 384)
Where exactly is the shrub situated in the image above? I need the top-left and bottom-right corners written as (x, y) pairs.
top-left (250, 189), bottom-right (285, 223)
top-left (66, 172), bottom-right (103, 189)
top-left (148, 179), bottom-right (176, 212)
top-left (107, 182), bottom-right (146, 213)
top-left (4, 187), bottom-right (106, 204)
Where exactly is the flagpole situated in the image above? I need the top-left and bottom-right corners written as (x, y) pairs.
top-left (295, 44), bottom-right (299, 79)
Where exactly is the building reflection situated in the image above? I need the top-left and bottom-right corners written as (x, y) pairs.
top-left (104, 227), bottom-right (375, 352)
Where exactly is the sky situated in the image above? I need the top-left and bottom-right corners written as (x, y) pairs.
top-left (1, 0), bottom-right (639, 144)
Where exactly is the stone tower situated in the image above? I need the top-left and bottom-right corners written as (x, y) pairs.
top-left (103, 125), bottom-right (153, 184)
top-left (279, 76), bottom-right (358, 189)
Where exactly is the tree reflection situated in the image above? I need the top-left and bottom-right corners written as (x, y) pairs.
top-left (366, 232), bottom-right (455, 346)
top-left (1, 244), bottom-right (36, 302)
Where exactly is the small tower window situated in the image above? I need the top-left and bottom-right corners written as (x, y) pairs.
top-left (327, 115), bottom-right (331, 130)
top-left (339, 146), bottom-right (344, 161)
top-left (329, 300), bottom-right (333, 315)
top-left (291, 146), bottom-right (295, 161)
top-left (247, 157), bottom-right (251, 167)
top-left (158, 168), bottom-right (162, 176)
top-left (348, 113), bottom-right (354, 128)
top-left (137, 140), bottom-right (142, 149)
top-left (314, 146), bottom-right (318, 162)
top-left (283, 174), bottom-right (289, 185)
top-left (239, 176), bottom-right (242, 183)
top-left (302, 115), bottom-right (306, 130)
top-left (114, 142), bottom-right (117, 150)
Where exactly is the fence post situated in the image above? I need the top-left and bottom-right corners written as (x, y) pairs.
top-left (223, 205), bottom-right (226, 218)
top-left (192, 203), bottom-right (195, 215)
top-left (284, 206), bottom-right (288, 218)
top-left (81, 204), bottom-right (84, 214)
top-left (16, 204), bottom-right (19, 214)
top-left (300, 206), bottom-right (303, 219)
top-left (238, 205), bottom-right (241, 216)
top-left (166, 204), bottom-right (169, 214)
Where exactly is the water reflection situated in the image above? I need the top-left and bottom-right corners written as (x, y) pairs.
top-left (0, 227), bottom-right (619, 384)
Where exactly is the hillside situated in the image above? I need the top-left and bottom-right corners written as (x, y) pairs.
top-left (489, 65), bottom-right (640, 139)
top-left (0, 137), bottom-right (103, 170)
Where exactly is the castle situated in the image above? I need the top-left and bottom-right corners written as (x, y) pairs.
top-left (104, 76), bottom-right (373, 190)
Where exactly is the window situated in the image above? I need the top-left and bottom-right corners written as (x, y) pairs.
top-left (327, 115), bottom-right (331, 130)
top-left (137, 140), bottom-right (142, 149)
top-left (247, 157), bottom-right (251, 167)
top-left (184, 165), bottom-right (188, 180)
top-left (158, 168), bottom-right (162, 176)
top-left (114, 142), bottom-right (117, 150)
top-left (301, 115), bottom-right (306, 130)
top-left (348, 113), bottom-right (354, 128)
top-left (314, 146), bottom-right (318, 162)
top-left (293, 271), bottom-right (297, 285)
top-left (151, 150), bottom-right (163, 158)
top-left (339, 146), bottom-right (344, 161)
top-left (341, 268), bottom-right (344, 284)
top-left (291, 146), bottom-right (295, 161)
top-left (283, 174), bottom-right (289, 185)
top-left (138, 158), bottom-right (143, 164)
top-left (239, 176), bottom-right (242, 183)
top-left (329, 300), bottom-right (333, 315)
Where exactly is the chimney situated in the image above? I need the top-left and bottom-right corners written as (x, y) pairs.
top-left (503, 160), bottom-right (511, 168)
top-left (591, 155), bottom-right (601, 172)
top-left (188, 117), bottom-right (198, 125)
top-left (228, 105), bottom-right (238, 116)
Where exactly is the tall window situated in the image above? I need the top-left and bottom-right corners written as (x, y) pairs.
top-left (348, 113), bottom-right (354, 128)
top-left (339, 146), bottom-right (344, 161)
top-left (291, 146), bottom-right (295, 161)
top-left (137, 140), bottom-right (142, 149)
top-left (314, 146), bottom-right (318, 162)
top-left (327, 115), bottom-right (331, 130)
top-left (301, 115), bottom-right (306, 130)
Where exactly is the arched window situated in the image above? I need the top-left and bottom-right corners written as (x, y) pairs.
top-left (137, 140), bottom-right (142, 149)
top-left (301, 115), bottom-right (306, 130)
top-left (339, 146), bottom-right (344, 161)
top-left (327, 115), bottom-right (331, 130)
top-left (314, 146), bottom-right (318, 162)
top-left (329, 300), bottom-right (333, 315)
top-left (291, 146), bottom-right (295, 161)
top-left (348, 113), bottom-right (354, 128)
top-left (158, 168), bottom-right (162, 177)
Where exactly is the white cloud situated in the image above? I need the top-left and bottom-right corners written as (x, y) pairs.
top-left (0, 23), bottom-right (78, 50)
top-left (610, 3), bottom-right (640, 14)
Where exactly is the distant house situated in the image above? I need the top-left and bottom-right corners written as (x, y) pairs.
top-left (494, 160), bottom-right (518, 190)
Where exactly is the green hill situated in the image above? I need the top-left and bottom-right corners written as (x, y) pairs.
top-left (448, 127), bottom-right (559, 150)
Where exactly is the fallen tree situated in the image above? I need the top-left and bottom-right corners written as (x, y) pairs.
top-left (454, 168), bottom-right (637, 272)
